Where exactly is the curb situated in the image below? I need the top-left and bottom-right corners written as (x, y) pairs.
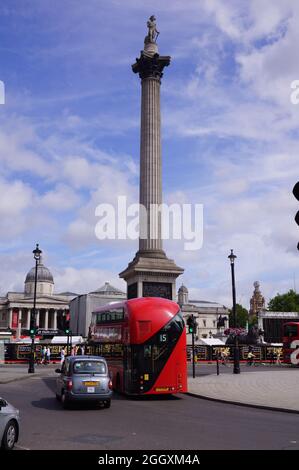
top-left (185, 392), bottom-right (299, 415)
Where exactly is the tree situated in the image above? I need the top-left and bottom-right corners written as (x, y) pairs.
top-left (268, 289), bottom-right (299, 312)
top-left (229, 304), bottom-right (248, 328)
top-left (248, 314), bottom-right (257, 329)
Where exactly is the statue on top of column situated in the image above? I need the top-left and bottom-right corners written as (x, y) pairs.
top-left (146, 15), bottom-right (159, 44)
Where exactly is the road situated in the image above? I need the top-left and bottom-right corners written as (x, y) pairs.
top-left (1, 372), bottom-right (299, 450)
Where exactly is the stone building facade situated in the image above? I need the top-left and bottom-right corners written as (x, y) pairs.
top-left (70, 282), bottom-right (126, 337)
top-left (0, 257), bottom-right (76, 339)
top-left (177, 284), bottom-right (229, 344)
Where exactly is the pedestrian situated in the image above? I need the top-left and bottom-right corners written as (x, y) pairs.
top-left (76, 345), bottom-right (83, 355)
top-left (46, 346), bottom-right (51, 365)
top-left (41, 346), bottom-right (47, 364)
top-left (276, 350), bottom-right (281, 365)
top-left (269, 350), bottom-right (275, 365)
top-left (220, 350), bottom-right (227, 366)
top-left (247, 351), bottom-right (255, 366)
top-left (60, 347), bottom-right (66, 365)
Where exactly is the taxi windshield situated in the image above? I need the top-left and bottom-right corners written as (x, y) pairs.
top-left (73, 360), bottom-right (106, 374)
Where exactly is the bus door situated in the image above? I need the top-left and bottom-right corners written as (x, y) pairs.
top-left (123, 345), bottom-right (139, 394)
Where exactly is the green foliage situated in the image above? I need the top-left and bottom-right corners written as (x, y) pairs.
top-left (248, 315), bottom-right (257, 328)
top-left (268, 289), bottom-right (299, 312)
top-left (229, 303), bottom-right (248, 328)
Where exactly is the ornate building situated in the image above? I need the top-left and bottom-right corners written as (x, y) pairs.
top-left (177, 284), bottom-right (229, 343)
top-left (249, 281), bottom-right (265, 319)
top-left (0, 257), bottom-right (76, 339)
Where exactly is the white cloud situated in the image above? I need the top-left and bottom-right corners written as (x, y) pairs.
top-left (53, 266), bottom-right (126, 295)
top-left (39, 184), bottom-right (80, 211)
top-left (0, 178), bottom-right (33, 216)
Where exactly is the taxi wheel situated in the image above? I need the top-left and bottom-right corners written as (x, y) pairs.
top-left (103, 400), bottom-right (111, 408)
top-left (55, 393), bottom-right (61, 401)
top-left (61, 390), bottom-right (70, 409)
top-left (1, 420), bottom-right (17, 450)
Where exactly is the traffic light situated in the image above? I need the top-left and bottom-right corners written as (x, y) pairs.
top-left (187, 315), bottom-right (197, 334)
top-left (293, 181), bottom-right (299, 250)
top-left (65, 328), bottom-right (70, 335)
top-left (29, 327), bottom-right (37, 336)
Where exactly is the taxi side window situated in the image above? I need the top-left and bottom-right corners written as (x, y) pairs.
top-left (61, 360), bottom-right (69, 375)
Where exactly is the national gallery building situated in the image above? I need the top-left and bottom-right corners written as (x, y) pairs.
top-left (0, 257), bottom-right (76, 340)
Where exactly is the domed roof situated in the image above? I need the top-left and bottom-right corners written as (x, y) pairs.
top-left (178, 284), bottom-right (188, 293)
top-left (25, 257), bottom-right (54, 284)
top-left (89, 282), bottom-right (125, 296)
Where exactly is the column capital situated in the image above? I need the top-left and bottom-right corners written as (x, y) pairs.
top-left (132, 52), bottom-right (171, 80)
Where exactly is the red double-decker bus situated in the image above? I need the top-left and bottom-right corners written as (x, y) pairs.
top-left (88, 297), bottom-right (187, 395)
top-left (282, 322), bottom-right (299, 365)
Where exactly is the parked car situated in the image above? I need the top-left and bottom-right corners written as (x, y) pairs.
top-left (55, 355), bottom-right (113, 409)
top-left (0, 398), bottom-right (20, 450)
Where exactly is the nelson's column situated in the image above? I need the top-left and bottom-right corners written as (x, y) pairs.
top-left (119, 16), bottom-right (184, 300)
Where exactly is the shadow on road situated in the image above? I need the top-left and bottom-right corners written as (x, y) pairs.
top-left (114, 393), bottom-right (182, 402)
top-left (31, 397), bottom-right (114, 411)
top-left (31, 397), bottom-right (61, 410)
top-left (42, 376), bottom-right (56, 393)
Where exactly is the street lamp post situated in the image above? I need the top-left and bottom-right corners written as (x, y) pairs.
top-left (228, 249), bottom-right (240, 374)
top-left (28, 243), bottom-right (42, 374)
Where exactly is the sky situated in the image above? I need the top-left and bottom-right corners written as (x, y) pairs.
top-left (0, 0), bottom-right (298, 309)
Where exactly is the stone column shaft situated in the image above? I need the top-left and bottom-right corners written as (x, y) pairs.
top-left (26, 309), bottom-right (30, 329)
top-left (35, 310), bottom-right (40, 329)
top-left (45, 310), bottom-right (49, 330)
top-left (53, 310), bottom-right (57, 330)
top-left (139, 77), bottom-right (162, 252)
top-left (132, 51), bottom-right (170, 257)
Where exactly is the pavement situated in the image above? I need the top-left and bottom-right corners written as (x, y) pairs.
top-left (0, 364), bottom-right (58, 383)
top-left (188, 367), bottom-right (299, 413)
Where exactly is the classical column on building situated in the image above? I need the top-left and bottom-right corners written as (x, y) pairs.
top-left (26, 309), bottom-right (30, 330)
top-left (119, 16), bottom-right (184, 300)
top-left (35, 309), bottom-right (40, 329)
top-left (53, 310), bottom-right (57, 330)
top-left (16, 309), bottom-right (22, 339)
top-left (44, 309), bottom-right (49, 330)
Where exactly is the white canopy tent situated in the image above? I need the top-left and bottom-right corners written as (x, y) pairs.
top-left (50, 336), bottom-right (84, 345)
top-left (198, 338), bottom-right (225, 346)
